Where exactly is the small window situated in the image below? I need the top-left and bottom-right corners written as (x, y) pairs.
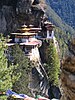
top-left (49, 33), bottom-right (52, 36)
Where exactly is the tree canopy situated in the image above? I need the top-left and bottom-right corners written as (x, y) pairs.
top-left (0, 35), bottom-right (20, 100)
top-left (11, 45), bottom-right (32, 96)
top-left (45, 40), bottom-right (60, 85)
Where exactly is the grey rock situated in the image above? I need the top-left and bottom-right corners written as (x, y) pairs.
top-left (16, 0), bottom-right (32, 14)
top-left (0, 11), bottom-right (6, 33)
top-left (1, 6), bottom-right (19, 33)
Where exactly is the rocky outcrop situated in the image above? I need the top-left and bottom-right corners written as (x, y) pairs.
top-left (60, 39), bottom-right (75, 100)
top-left (1, 6), bottom-right (18, 34)
top-left (0, 10), bottom-right (6, 33)
top-left (68, 38), bottom-right (75, 56)
top-left (16, 0), bottom-right (32, 14)
top-left (0, 0), bottom-right (44, 34)
top-left (0, 0), bottom-right (74, 35)
top-left (0, 5), bottom-right (18, 34)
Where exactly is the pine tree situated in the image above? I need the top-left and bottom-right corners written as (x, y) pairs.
top-left (45, 40), bottom-right (60, 85)
top-left (0, 35), bottom-right (19, 100)
top-left (11, 45), bottom-right (32, 96)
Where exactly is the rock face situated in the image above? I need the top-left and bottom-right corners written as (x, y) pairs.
top-left (16, 0), bottom-right (32, 14)
top-left (60, 39), bottom-right (75, 100)
top-left (1, 6), bottom-right (18, 34)
top-left (0, 0), bottom-right (44, 34)
top-left (0, 0), bottom-right (74, 35)
top-left (0, 10), bottom-right (6, 33)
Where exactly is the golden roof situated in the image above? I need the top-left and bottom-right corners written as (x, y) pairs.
top-left (11, 32), bottom-right (37, 36)
top-left (18, 27), bottom-right (42, 31)
top-left (18, 28), bottom-right (31, 31)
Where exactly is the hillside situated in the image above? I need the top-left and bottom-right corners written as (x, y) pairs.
top-left (38, 0), bottom-right (75, 57)
top-left (39, 0), bottom-right (75, 35)
top-left (46, 0), bottom-right (75, 29)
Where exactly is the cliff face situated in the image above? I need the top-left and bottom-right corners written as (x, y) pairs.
top-left (46, 0), bottom-right (75, 29)
top-left (0, 0), bottom-right (75, 35)
top-left (0, 0), bottom-right (43, 34)
top-left (60, 39), bottom-right (75, 100)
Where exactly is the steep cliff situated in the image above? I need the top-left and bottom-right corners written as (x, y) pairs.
top-left (0, 0), bottom-right (43, 34)
top-left (0, 0), bottom-right (75, 35)
top-left (60, 38), bottom-right (75, 100)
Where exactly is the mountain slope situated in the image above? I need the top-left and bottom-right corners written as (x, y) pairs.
top-left (39, 0), bottom-right (75, 35)
top-left (46, 0), bottom-right (75, 29)
top-left (39, 0), bottom-right (75, 58)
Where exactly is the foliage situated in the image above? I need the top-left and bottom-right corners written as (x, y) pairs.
top-left (45, 40), bottom-right (60, 86)
top-left (54, 27), bottom-right (71, 58)
top-left (46, 0), bottom-right (75, 29)
top-left (0, 35), bottom-right (19, 100)
top-left (44, 0), bottom-right (75, 34)
top-left (11, 45), bottom-right (32, 96)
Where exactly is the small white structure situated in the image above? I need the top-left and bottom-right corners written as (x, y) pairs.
top-left (44, 21), bottom-right (55, 39)
top-left (47, 30), bottom-right (54, 39)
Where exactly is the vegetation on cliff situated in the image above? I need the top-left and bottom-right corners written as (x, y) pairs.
top-left (44, 40), bottom-right (60, 86)
top-left (11, 45), bottom-right (32, 96)
top-left (0, 35), bottom-right (19, 100)
top-left (40, 0), bottom-right (75, 34)
top-left (47, 0), bottom-right (75, 29)
top-left (54, 27), bottom-right (71, 58)
top-left (40, 0), bottom-right (75, 58)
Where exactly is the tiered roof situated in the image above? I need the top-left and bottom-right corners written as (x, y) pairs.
top-left (17, 27), bottom-right (41, 33)
top-left (11, 32), bottom-right (37, 36)
top-left (44, 21), bottom-right (54, 26)
top-left (7, 24), bottom-right (42, 47)
top-left (44, 21), bottom-right (55, 30)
